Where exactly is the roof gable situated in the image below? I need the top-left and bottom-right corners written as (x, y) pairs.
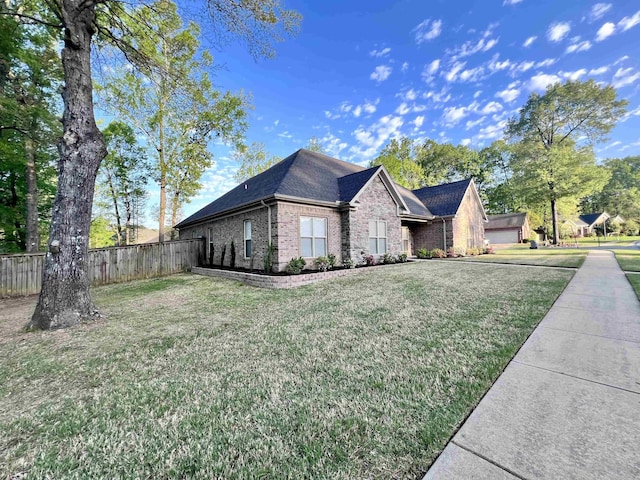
top-left (579, 212), bottom-right (609, 227)
top-left (412, 179), bottom-right (472, 217)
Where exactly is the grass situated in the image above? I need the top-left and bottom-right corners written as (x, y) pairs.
top-left (0, 262), bottom-right (573, 479)
top-left (612, 249), bottom-right (640, 272)
top-left (576, 235), bottom-right (640, 247)
top-left (455, 245), bottom-right (587, 268)
top-left (626, 274), bottom-right (640, 300)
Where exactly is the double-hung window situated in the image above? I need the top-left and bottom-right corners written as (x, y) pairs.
top-left (300, 217), bottom-right (327, 257)
top-left (244, 220), bottom-right (252, 258)
top-left (369, 220), bottom-right (387, 254)
top-left (208, 227), bottom-right (214, 262)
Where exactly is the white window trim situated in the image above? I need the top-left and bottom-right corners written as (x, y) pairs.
top-left (369, 220), bottom-right (388, 255)
top-left (299, 216), bottom-right (328, 258)
top-left (244, 220), bottom-right (252, 259)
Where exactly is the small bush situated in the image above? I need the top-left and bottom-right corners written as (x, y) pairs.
top-left (483, 246), bottom-right (495, 254)
top-left (327, 253), bottom-right (337, 269)
top-left (466, 247), bottom-right (480, 256)
top-left (263, 242), bottom-right (275, 272)
top-left (314, 256), bottom-right (330, 272)
top-left (230, 240), bottom-right (236, 268)
top-left (364, 254), bottom-right (376, 266)
top-left (342, 258), bottom-right (356, 269)
top-left (285, 257), bottom-right (306, 274)
top-left (431, 248), bottom-right (446, 258)
top-left (454, 247), bottom-right (466, 257)
top-left (381, 253), bottom-right (396, 264)
top-left (416, 248), bottom-right (430, 259)
top-left (447, 247), bottom-right (456, 257)
top-left (397, 253), bottom-right (408, 263)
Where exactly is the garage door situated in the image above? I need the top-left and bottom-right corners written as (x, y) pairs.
top-left (486, 229), bottom-right (519, 244)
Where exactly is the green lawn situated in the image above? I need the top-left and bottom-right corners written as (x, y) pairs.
top-left (576, 235), bottom-right (640, 247)
top-left (0, 263), bottom-right (573, 479)
top-left (613, 249), bottom-right (640, 272)
top-left (456, 245), bottom-right (587, 268)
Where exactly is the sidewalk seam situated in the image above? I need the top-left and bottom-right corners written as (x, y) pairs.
top-left (511, 360), bottom-right (640, 396)
top-left (451, 441), bottom-right (531, 480)
top-left (537, 325), bottom-right (640, 344)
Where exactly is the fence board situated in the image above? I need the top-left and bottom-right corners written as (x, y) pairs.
top-left (0, 239), bottom-right (205, 297)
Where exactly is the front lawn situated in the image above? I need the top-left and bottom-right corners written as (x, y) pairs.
top-left (0, 263), bottom-right (572, 479)
top-left (456, 245), bottom-right (587, 268)
top-left (613, 249), bottom-right (640, 272)
top-left (576, 235), bottom-right (640, 247)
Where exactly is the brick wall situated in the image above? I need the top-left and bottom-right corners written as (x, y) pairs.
top-left (275, 202), bottom-right (342, 271)
top-left (411, 220), bottom-right (453, 251)
top-left (179, 205), bottom-right (273, 270)
top-left (452, 187), bottom-right (485, 249)
top-left (344, 175), bottom-right (402, 261)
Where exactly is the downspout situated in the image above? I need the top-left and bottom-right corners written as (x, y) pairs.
top-left (441, 218), bottom-right (447, 251)
top-left (261, 200), bottom-right (272, 243)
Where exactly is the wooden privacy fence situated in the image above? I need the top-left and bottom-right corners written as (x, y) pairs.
top-left (0, 239), bottom-right (205, 297)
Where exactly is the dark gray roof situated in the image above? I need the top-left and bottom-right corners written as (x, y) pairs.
top-left (176, 149), bottom-right (436, 228)
top-left (579, 212), bottom-right (608, 226)
top-left (486, 213), bottom-right (528, 230)
top-left (412, 179), bottom-right (472, 217)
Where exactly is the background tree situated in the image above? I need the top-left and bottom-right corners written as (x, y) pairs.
top-left (1, 0), bottom-right (300, 330)
top-left (370, 137), bottom-right (424, 189)
top-left (0, 11), bottom-right (60, 253)
top-left (99, 0), bottom-right (248, 242)
top-left (305, 136), bottom-right (326, 154)
top-left (506, 80), bottom-right (627, 244)
top-left (233, 142), bottom-right (281, 182)
top-left (98, 121), bottom-right (149, 245)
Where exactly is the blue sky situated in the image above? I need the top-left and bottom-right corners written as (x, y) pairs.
top-left (164, 0), bottom-right (640, 223)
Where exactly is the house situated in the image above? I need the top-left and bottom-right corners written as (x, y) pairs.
top-left (175, 149), bottom-right (487, 271)
top-left (485, 213), bottom-right (531, 244)
top-left (579, 212), bottom-right (610, 236)
top-left (560, 217), bottom-right (590, 238)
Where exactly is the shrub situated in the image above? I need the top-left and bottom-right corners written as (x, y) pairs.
top-left (220, 244), bottom-right (227, 266)
top-left (342, 258), bottom-right (356, 269)
top-left (416, 248), bottom-right (430, 259)
top-left (381, 253), bottom-right (396, 264)
top-left (263, 242), bottom-right (275, 272)
top-left (230, 240), bottom-right (236, 268)
top-left (285, 257), bottom-right (306, 274)
top-left (397, 253), bottom-right (408, 263)
top-left (454, 247), bottom-right (466, 257)
top-left (431, 248), bottom-right (446, 258)
top-left (467, 247), bottom-right (480, 256)
top-left (483, 246), bottom-right (495, 254)
top-left (446, 247), bottom-right (456, 257)
top-left (327, 253), bottom-right (337, 269)
top-left (314, 256), bottom-right (330, 272)
top-left (364, 254), bottom-right (376, 266)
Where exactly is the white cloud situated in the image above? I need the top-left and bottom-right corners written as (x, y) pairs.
top-left (461, 138), bottom-right (472, 146)
top-left (496, 87), bottom-right (520, 103)
top-left (363, 99), bottom-right (379, 114)
top-left (589, 66), bottom-right (609, 75)
top-left (401, 62), bottom-right (409, 73)
top-left (476, 120), bottom-right (509, 141)
top-left (536, 58), bottom-right (557, 68)
top-left (352, 105), bottom-right (362, 118)
top-left (405, 89), bottom-right (418, 101)
top-left (426, 59), bottom-right (440, 75)
top-left (414, 19), bottom-right (443, 43)
top-left (350, 115), bottom-right (404, 158)
top-left (596, 22), bottom-right (616, 41)
top-left (528, 73), bottom-right (561, 90)
top-left (277, 131), bottom-right (293, 139)
top-left (612, 67), bottom-right (640, 88)
top-left (324, 110), bottom-right (340, 120)
top-left (423, 87), bottom-right (452, 104)
top-left (619, 10), bottom-right (640, 31)
top-left (547, 22), bottom-right (571, 42)
top-left (444, 61), bottom-right (466, 82)
top-left (395, 103), bottom-right (411, 115)
top-left (503, 0), bottom-right (523, 5)
top-left (320, 133), bottom-right (349, 157)
top-left (412, 116), bottom-right (425, 128)
top-left (480, 101), bottom-right (503, 115)
top-left (560, 68), bottom-right (587, 81)
top-left (473, 90), bottom-right (482, 99)
top-left (488, 55), bottom-right (512, 72)
top-left (369, 47), bottom-right (391, 58)
top-left (566, 40), bottom-right (592, 54)
top-left (514, 60), bottom-right (535, 73)
top-left (465, 117), bottom-right (486, 129)
top-left (523, 36), bottom-right (537, 47)
top-left (460, 66), bottom-right (486, 82)
top-left (442, 106), bottom-right (469, 125)
top-left (590, 3), bottom-right (612, 22)
top-left (370, 65), bottom-right (392, 82)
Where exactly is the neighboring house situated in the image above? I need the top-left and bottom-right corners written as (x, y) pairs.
top-left (176, 149), bottom-right (487, 271)
top-left (485, 213), bottom-right (531, 244)
top-left (560, 217), bottom-right (590, 238)
top-left (579, 212), bottom-right (610, 236)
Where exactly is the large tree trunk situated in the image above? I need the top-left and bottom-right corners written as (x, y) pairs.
top-left (28, 1), bottom-right (107, 330)
top-left (551, 198), bottom-right (559, 245)
top-left (105, 167), bottom-right (123, 245)
top-left (25, 136), bottom-right (40, 253)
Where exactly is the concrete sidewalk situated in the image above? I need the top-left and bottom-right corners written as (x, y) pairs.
top-left (424, 250), bottom-right (640, 480)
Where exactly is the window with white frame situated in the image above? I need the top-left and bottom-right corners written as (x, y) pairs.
top-left (402, 226), bottom-right (410, 254)
top-left (300, 217), bottom-right (327, 257)
top-left (244, 220), bottom-right (252, 258)
top-left (369, 220), bottom-right (387, 254)
top-left (208, 227), bottom-right (214, 262)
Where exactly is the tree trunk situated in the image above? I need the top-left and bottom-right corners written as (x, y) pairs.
top-left (28, 1), bottom-right (107, 330)
top-left (25, 136), bottom-right (40, 253)
top-left (170, 192), bottom-right (180, 240)
top-left (105, 167), bottom-right (123, 245)
top-left (551, 198), bottom-right (559, 245)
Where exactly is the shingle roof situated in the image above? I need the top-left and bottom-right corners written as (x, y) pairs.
top-left (412, 179), bottom-right (472, 217)
top-left (176, 149), bottom-right (434, 228)
top-left (486, 213), bottom-right (528, 230)
top-left (579, 212), bottom-right (608, 226)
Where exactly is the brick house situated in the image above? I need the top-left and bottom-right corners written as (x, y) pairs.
top-left (176, 149), bottom-right (487, 271)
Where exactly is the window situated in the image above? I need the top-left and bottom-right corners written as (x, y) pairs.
top-left (300, 217), bottom-right (327, 257)
top-left (402, 227), bottom-right (410, 254)
top-left (369, 220), bottom-right (387, 254)
top-left (208, 227), bottom-right (214, 263)
top-left (244, 220), bottom-right (252, 258)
